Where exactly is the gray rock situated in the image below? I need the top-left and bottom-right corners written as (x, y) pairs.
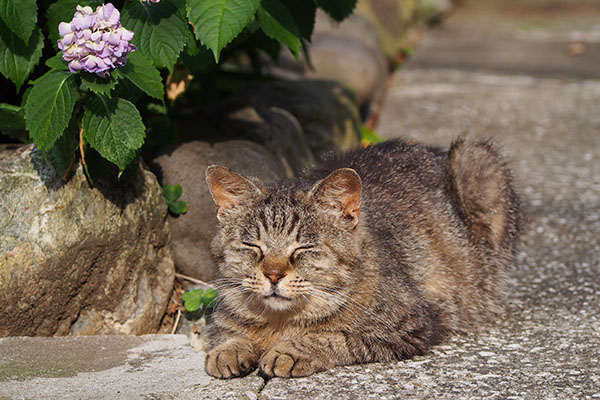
top-left (303, 10), bottom-right (389, 107)
top-left (354, 0), bottom-right (421, 59)
top-left (306, 35), bottom-right (389, 106)
top-left (406, 0), bottom-right (600, 80)
top-left (265, 11), bottom-right (389, 123)
top-left (151, 140), bottom-right (286, 282)
top-left (0, 334), bottom-right (264, 400)
top-left (419, 0), bottom-right (454, 22)
top-left (226, 80), bottom-right (362, 159)
top-left (0, 145), bottom-right (174, 336)
top-left (314, 10), bottom-right (381, 51)
top-left (206, 105), bottom-right (316, 177)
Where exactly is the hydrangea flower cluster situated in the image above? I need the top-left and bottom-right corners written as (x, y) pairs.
top-left (58, 3), bottom-right (136, 77)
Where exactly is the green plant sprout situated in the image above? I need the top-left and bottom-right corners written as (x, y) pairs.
top-left (360, 125), bottom-right (386, 146)
top-left (163, 184), bottom-right (188, 215)
top-left (182, 288), bottom-right (218, 313)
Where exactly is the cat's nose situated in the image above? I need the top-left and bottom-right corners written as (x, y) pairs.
top-left (263, 270), bottom-right (286, 284)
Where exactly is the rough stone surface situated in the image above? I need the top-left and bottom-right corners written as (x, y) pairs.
top-left (278, 10), bottom-right (390, 107)
top-left (0, 145), bottom-right (174, 336)
top-left (314, 10), bottom-right (381, 52)
top-left (419, 0), bottom-right (454, 22)
top-left (222, 80), bottom-right (362, 159)
top-left (407, 0), bottom-right (600, 80)
top-left (180, 105), bottom-right (316, 178)
top-left (222, 106), bottom-right (315, 178)
top-left (306, 35), bottom-right (389, 105)
top-left (0, 335), bottom-right (264, 400)
top-left (354, 0), bottom-right (421, 58)
top-left (151, 140), bottom-right (286, 282)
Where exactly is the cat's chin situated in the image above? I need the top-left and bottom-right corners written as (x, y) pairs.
top-left (263, 294), bottom-right (294, 311)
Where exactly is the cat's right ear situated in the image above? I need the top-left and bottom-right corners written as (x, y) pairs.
top-left (205, 165), bottom-right (263, 220)
top-left (308, 168), bottom-right (362, 228)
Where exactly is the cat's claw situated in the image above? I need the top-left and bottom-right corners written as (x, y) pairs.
top-left (259, 347), bottom-right (324, 378)
top-left (206, 344), bottom-right (258, 379)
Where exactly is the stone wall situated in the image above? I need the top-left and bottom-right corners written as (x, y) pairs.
top-left (0, 145), bottom-right (174, 336)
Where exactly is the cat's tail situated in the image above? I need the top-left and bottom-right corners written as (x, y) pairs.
top-left (445, 138), bottom-right (521, 254)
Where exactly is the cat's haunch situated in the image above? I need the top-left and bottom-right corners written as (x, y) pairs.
top-left (204, 138), bottom-right (521, 379)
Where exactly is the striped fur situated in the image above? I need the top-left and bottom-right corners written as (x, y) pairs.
top-left (204, 139), bottom-right (521, 379)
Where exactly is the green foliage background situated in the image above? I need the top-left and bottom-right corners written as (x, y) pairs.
top-left (0, 0), bottom-right (357, 177)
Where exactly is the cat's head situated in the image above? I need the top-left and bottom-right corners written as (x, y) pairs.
top-left (205, 165), bottom-right (364, 321)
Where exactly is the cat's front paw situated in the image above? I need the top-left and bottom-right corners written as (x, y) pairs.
top-left (206, 341), bottom-right (259, 379)
top-left (259, 342), bottom-right (329, 378)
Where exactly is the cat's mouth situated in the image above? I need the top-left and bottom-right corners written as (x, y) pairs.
top-left (263, 291), bottom-right (293, 311)
top-left (264, 292), bottom-right (292, 301)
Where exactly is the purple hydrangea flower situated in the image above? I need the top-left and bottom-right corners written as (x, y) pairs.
top-left (58, 3), bottom-right (136, 78)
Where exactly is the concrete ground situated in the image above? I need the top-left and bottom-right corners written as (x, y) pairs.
top-left (1, 0), bottom-right (599, 398)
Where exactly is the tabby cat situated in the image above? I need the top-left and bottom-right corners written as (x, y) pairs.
top-left (204, 138), bottom-right (520, 379)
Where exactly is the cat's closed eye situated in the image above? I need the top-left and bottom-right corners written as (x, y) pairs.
top-left (290, 245), bottom-right (315, 262)
top-left (241, 242), bottom-right (263, 260)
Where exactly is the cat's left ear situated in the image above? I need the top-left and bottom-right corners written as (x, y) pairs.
top-left (205, 165), bottom-right (263, 220)
top-left (309, 168), bottom-right (362, 227)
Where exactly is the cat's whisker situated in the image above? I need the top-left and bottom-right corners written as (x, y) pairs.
top-left (210, 284), bottom-right (256, 313)
top-left (255, 299), bottom-right (272, 321)
top-left (211, 278), bottom-right (245, 287)
top-left (311, 283), bottom-right (371, 294)
top-left (307, 287), bottom-right (399, 332)
top-left (239, 291), bottom-right (261, 313)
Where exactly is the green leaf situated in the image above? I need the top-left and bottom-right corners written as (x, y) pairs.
top-left (182, 289), bottom-right (204, 312)
top-left (46, 0), bottom-right (101, 51)
top-left (142, 115), bottom-right (178, 161)
top-left (284, 0), bottom-right (316, 39)
top-left (360, 125), bottom-right (385, 145)
top-left (168, 200), bottom-right (188, 215)
top-left (24, 71), bottom-right (78, 151)
top-left (252, 30), bottom-right (282, 61)
top-left (146, 103), bottom-right (168, 115)
top-left (0, 127), bottom-right (28, 142)
top-left (0, 103), bottom-right (27, 141)
top-left (181, 44), bottom-right (216, 74)
top-left (258, 0), bottom-right (302, 57)
top-left (80, 71), bottom-right (119, 97)
top-left (0, 0), bottom-right (37, 44)
top-left (202, 288), bottom-right (218, 307)
top-left (163, 184), bottom-right (188, 215)
top-left (163, 183), bottom-right (183, 202)
top-left (315, 0), bottom-right (357, 21)
top-left (186, 0), bottom-right (261, 62)
top-left (183, 24), bottom-right (201, 56)
top-left (0, 103), bottom-right (25, 131)
top-left (121, 0), bottom-right (188, 70)
top-left (118, 51), bottom-right (164, 100)
top-left (82, 95), bottom-right (146, 171)
top-left (112, 77), bottom-right (143, 104)
top-left (47, 116), bottom-right (79, 178)
top-left (0, 22), bottom-right (44, 91)
top-left (45, 53), bottom-right (69, 71)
